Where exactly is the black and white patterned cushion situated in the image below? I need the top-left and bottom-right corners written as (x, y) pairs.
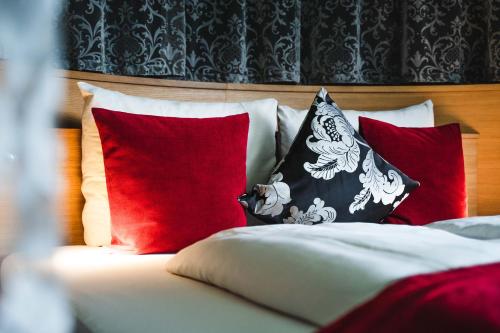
top-left (239, 88), bottom-right (419, 225)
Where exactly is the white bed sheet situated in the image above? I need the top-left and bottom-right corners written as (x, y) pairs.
top-left (50, 246), bottom-right (315, 333)
top-left (167, 219), bottom-right (500, 326)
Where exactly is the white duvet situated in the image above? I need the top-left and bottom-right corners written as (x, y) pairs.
top-left (167, 216), bottom-right (500, 326)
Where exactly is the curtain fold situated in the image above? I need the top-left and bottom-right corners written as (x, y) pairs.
top-left (488, 0), bottom-right (500, 80)
top-left (59, 0), bottom-right (500, 84)
top-left (60, 0), bottom-right (186, 76)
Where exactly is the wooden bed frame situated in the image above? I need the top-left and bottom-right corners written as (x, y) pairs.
top-left (50, 70), bottom-right (500, 245)
top-left (4, 62), bottom-right (497, 246)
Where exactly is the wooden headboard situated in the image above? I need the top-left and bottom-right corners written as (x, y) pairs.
top-left (49, 69), bottom-right (500, 245)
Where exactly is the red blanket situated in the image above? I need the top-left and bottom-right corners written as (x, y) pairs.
top-left (319, 262), bottom-right (500, 333)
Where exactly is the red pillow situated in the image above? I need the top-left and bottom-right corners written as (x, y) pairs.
top-left (359, 117), bottom-right (466, 225)
top-left (92, 108), bottom-right (249, 254)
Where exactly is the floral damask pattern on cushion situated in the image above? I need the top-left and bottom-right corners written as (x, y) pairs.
top-left (58, 0), bottom-right (500, 83)
top-left (252, 173), bottom-right (291, 217)
top-left (239, 88), bottom-right (419, 225)
top-left (303, 100), bottom-right (361, 179)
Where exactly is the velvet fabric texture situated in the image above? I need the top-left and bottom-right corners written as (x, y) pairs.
top-left (318, 262), bottom-right (500, 333)
top-left (359, 118), bottom-right (466, 225)
top-left (92, 108), bottom-right (249, 254)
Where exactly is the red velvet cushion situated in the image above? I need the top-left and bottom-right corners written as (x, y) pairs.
top-left (359, 117), bottom-right (466, 225)
top-left (92, 108), bottom-right (249, 254)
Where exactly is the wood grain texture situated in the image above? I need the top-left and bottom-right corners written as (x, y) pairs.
top-left (56, 129), bottom-right (84, 245)
top-left (462, 134), bottom-right (478, 216)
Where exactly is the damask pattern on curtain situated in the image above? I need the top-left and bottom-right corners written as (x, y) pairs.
top-left (59, 0), bottom-right (500, 84)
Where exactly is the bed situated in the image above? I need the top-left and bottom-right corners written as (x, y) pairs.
top-left (3, 69), bottom-right (500, 333)
top-left (44, 216), bottom-right (500, 333)
top-left (47, 246), bottom-right (314, 333)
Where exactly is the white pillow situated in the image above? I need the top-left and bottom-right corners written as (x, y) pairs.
top-left (278, 100), bottom-right (434, 158)
top-left (79, 82), bottom-right (278, 246)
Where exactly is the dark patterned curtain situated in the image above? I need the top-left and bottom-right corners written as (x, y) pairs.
top-left (59, 0), bottom-right (500, 84)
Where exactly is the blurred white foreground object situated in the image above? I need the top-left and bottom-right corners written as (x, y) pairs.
top-left (0, 0), bottom-right (73, 332)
